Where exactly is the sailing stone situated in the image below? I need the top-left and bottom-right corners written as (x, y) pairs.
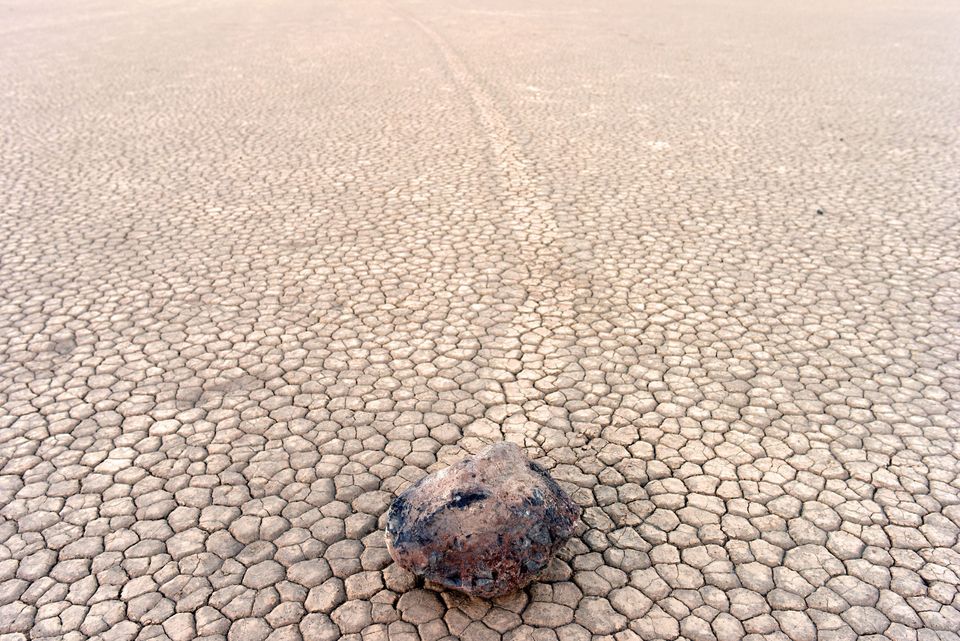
top-left (385, 442), bottom-right (581, 598)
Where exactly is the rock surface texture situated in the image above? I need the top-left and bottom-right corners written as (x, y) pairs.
top-left (386, 442), bottom-right (580, 597)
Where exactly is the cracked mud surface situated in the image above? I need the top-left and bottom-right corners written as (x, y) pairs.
top-left (1, 1), bottom-right (959, 640)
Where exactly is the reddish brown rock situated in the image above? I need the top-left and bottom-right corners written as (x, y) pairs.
top-left (385, 442), bottom-right (580, 598)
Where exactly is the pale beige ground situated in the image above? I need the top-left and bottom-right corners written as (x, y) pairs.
top-left (1, 1), bottom-right (959, 640)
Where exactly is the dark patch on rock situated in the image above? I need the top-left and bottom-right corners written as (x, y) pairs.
top-left (385, 442), bottom-right (580, 598)
top-left (446, 490), bottom-right (489, 509)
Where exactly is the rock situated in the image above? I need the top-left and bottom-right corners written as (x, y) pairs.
top-left (385, 442), bottom-right (580, 598)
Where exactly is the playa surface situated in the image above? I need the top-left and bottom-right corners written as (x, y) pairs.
top-left (1, 1), bottom-right (958, 640)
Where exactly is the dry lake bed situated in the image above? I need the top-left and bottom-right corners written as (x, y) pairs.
top-left (1, 1), bottom-right (959, 640)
